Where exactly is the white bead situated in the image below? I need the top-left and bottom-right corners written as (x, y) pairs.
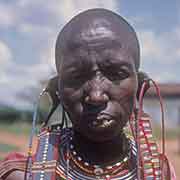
top-left (107, 166), bottom-right (112, 169)
top-left (77, 156), bottom-right (82, 161)
top-left (115, 162), bottom-right (121, 166)
top-left (94, 168), bottom-right (104, 175)
top-left (45, 144), bottom-right (48, 148)
top-left (123, 157), bottom-right (128, 162)
top-left (93, 165), bottom-right (100, 168)
top-left (84, 162), bottom-right (89, 166)
top-left (43, 154), bottom-right (46, 157)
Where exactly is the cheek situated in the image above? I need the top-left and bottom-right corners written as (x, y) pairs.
top-left (61, 87), bottom-right (81, 102)
top-left (109, 78), bottom-right (137, 118)
top-left (61, 87), bottom-right (84, 113)
top-left (109, 78), bottom-right (137, 101)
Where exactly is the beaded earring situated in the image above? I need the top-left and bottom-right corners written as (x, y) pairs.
top-left (57, 80), bottom-right (70, 180)
top-left (25, 88), bottom-right (47, 180)
top-left (130, 72), bottom-right (170, 180)
top-left (24, 76), bottom-right (64, 180)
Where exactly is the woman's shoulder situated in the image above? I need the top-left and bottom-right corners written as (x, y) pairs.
top-left (0, 152), bottom-right (27, 180)
top-left (3, 171), bottom-right (25, 180)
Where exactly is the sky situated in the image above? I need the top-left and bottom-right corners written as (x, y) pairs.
top-left (0, 0), bottom-right (180, 109)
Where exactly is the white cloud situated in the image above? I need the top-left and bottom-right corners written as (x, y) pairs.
top-left (134, 26), bottom-right (180, 82)
top-left (15, 0), bottom-right (119, 26)
top-left (138, 31), bottom-right (163, 60)
top-left (18, 23), bottom-right (53, 35)
top-left (0, 41), bottom-right (12, 69)
top-left (154, 72), bottom-right (177, 82)
top-left (137, 28), bottom-right (180, 64)
top-left (48, 0), bottom-right (118, 24)
top-left (0, 4), bottom-right (18, 28)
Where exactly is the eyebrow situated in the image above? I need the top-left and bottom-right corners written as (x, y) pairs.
top-left (69, 38), bottom-right (122, 51)
top-left (101, 59), bottom-right (133, 68)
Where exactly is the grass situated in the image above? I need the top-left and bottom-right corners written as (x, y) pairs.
top-left (0, 143), bottom-right (20, 160)
top-left (0, 121), bottom-right (38, 136)
top-left (152, 124), bottom-right (180, 140)
top-left (0, 143), bottom-right (20, 152)
top-left (0, 121), bottom-right (33, 160)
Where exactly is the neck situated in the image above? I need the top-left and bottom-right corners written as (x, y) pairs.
top-left (71, 130), bottom-right (129, 166)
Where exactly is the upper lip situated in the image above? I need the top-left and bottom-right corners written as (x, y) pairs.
top-left (83, 103), bottom-right (106, 114)
top-left (83, 112), bottom-right (114, 120)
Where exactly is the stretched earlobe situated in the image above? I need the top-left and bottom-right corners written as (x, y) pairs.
top-left (42, 75), bottom-right (60, 127)
top-left (136, 71), bottom-right (151, 101)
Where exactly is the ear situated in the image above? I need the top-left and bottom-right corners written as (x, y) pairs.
top-left (42, 75), bottom-right (60, 127)
top-left (44, 75), bottom-right (60, 106)
top-left (136, 71), bottom-right (151, 101)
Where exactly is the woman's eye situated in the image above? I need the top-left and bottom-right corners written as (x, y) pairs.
top-left (64, 72), bottom-right (91, 88)
top-left (106, 71), bottom-right (129, 81)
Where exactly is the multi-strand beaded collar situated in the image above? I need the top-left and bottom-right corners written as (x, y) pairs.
top-left (68, 141), bottom-right (131, 177)
top-left (30, 114), bottom-right (162, 180)
top-left (60, 130), bottom-right (135, 179)
top-left (31, 128), bottom-right (137, 180)
top-left (58, 129), bottom-right (137, 180)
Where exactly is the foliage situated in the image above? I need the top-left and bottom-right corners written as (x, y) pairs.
top-left (0, 106), bottom-right (48, 124)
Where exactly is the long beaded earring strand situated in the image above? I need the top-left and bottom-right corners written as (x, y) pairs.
top-left (62, 107), bottom-right (70, 180)
top-left (24, 90), bottom-right (46, 180)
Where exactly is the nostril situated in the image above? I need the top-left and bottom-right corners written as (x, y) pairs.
top-left (84, 93), bottom-right (109, 105)
top-left (84, 103), bottom-right (106, 114)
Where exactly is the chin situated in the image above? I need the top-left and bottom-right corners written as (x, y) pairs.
top-left (72, 115), bottom-right (126, 142)
top-left (86, 131), bottom-right (120, 143)
top-left (81, 123), bottom-right (122, 143)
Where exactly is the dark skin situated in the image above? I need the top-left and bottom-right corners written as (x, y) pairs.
top-left (57, 9), bottom-right (139, 166)
top-left (60, 40), bottom-right (138, 165)
top-left (4, 9), bottom-right (141, 179)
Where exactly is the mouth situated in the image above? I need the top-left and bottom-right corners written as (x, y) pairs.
top-left (84, 113), bottom-right (117, 130)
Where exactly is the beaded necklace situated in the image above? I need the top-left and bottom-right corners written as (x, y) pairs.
top-left (68, 137), bottom-right (132, 178)
top-left (57, 129), bottom-right (137, 180)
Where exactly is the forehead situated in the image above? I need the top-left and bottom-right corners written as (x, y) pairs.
top-left (73, 18), bottom-right (116, 43)
top-left (56, 11), bottom-right (140, 72)
top-left (68, 19), bottom-right (135, 63)
top-left (67, 17), bottom-right (126, 50)
top-left (61, 41), bottom-right (136, 73)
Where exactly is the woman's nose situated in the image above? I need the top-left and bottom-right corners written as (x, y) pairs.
top-left (85, 87), bottom-right (109, 107)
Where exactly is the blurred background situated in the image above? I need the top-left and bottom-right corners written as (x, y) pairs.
top-left (0, 0), bottom-right (180, 178)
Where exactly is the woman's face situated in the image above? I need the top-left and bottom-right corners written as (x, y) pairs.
top-left (59, 28), bottom-right (138, 142)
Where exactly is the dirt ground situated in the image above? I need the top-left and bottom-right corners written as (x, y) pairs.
top-left (0, 131), bottom-right (179, 179)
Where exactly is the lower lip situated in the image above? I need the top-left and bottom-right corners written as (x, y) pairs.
top-left (88, 118), bottom-right (116, 130)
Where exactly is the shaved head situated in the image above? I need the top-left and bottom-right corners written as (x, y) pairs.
top-left (55, 8), bottom-right (140, 73)
top-left (55, 9), bottom-right (140, 141)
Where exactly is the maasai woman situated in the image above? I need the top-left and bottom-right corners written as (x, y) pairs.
top-left (0, 8), bottom-right (176, 180)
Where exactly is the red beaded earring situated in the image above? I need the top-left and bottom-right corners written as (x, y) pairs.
top-left (129, 71), bottom-right (170, 180)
